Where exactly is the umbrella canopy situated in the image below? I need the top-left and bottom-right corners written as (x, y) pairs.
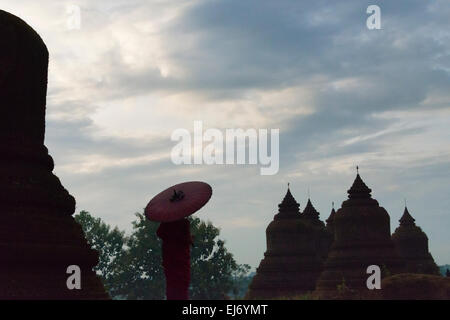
top-left (145, 181), bottom-right (212, 222)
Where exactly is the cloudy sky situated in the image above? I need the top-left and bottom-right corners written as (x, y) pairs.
top-left (2, 0), bottom-right (449, 268)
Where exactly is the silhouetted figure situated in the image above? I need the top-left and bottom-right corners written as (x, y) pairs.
top-left (0, 10), bottom-right (107, 299)
top-left (157, 218), bottom-right (192, 300)
top-left (392, 207), bottom-right (440, 275)
top-left (446, 269), bottom-right (450, 277)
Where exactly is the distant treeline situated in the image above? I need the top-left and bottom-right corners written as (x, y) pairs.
top-left (439, 265), bottom-right (450, 276)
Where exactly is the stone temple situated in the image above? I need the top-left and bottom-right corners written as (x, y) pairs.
top-left (247, 169), bottom-right (442, 299)
top-left (0, 10), bottom-right (108, 299)
top-left (247, 186), bottom-right (331, 299)
top-left (392, 207), bottom-right (440, 275)
top-left (314, 172), bottom-right (404, 298)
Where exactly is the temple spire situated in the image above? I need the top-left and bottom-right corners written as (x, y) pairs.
top-left (326, 202), bottom-right (336, 228)
top-left (276, 184), bottom-right (300, 218)
top-left (347, 168), bottom-right (372, 199)
top-left (303, 198), bottom-right (320, 222)
top-left (399, 206), bottom-right (416, 227)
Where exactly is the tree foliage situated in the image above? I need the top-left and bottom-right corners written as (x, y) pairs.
top-left (75, 210), bottom-right (126, 293)
top-left (75, 211), bottom-right (250, 299)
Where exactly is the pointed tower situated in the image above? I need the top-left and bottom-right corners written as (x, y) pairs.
top-left (247, 186), bottom-right (331, 299)
top-left (0, 10), bottom-right (108, 299)
top-left (302, 199), bottom-right (322, 225)
top-left (392, 207), bottom-right (439, 275)
top-left (314, 170), bottom-right (404, 298)
top-left (302, 198), bottom-right (333, 261)
top-left (326, 202), bottom-right (336, 234)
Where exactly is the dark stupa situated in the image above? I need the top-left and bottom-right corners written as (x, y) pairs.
top-left (0, 10), bottom-right (108, 299)
top-left (247, 186), bottom-right (331, 299)
top-left (314, 169), bottom-right (404, 298)
top-left (392, 207), bottom-right (440, 275)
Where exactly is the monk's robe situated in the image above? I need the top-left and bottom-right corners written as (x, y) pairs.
top-left (157, 218), bottom-right (192, 300)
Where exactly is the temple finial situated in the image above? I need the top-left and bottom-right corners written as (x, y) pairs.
top-left (288, 182), bottom-right (290, 189)
top-left (356, 165), bottom-right (359, 174)
top-left (404, 198), bottom-right (407, 208)
top-left (332, 201), bottom-right (334, 209)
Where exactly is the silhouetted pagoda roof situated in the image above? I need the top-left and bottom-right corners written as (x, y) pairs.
top-left (303, 198), bottom-right (320, 221)
top-left (347, 173), bottom-right (372, 199)
top-left (326, 206), bottom-right (336, 226)
top-left (275, 185), bottom-right (300, 219)
top-left (399, 207), bottom-right (416, 227)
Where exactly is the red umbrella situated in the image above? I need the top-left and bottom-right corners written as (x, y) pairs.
top-left (145, 181), bottom-right (212, 222)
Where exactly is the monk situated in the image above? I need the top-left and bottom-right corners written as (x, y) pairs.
top-left (156, 218), bottom-right (193, 300)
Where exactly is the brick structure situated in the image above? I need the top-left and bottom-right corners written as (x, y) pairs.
top-left (0, 10), bottom-right (108, 299)
top-left (392, 207), bottom-right (440, 275)
top-left (247, 186), bottom-right (331, 298)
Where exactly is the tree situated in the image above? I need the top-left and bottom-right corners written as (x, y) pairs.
top-left (74, 210), bottom-right (126, 294)
top-left (75, 211), bottom-right (250, 299)
top-left (110, 212), bottom-right (166, 299)
top-left (189, 216), bottom-right (250, 299)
